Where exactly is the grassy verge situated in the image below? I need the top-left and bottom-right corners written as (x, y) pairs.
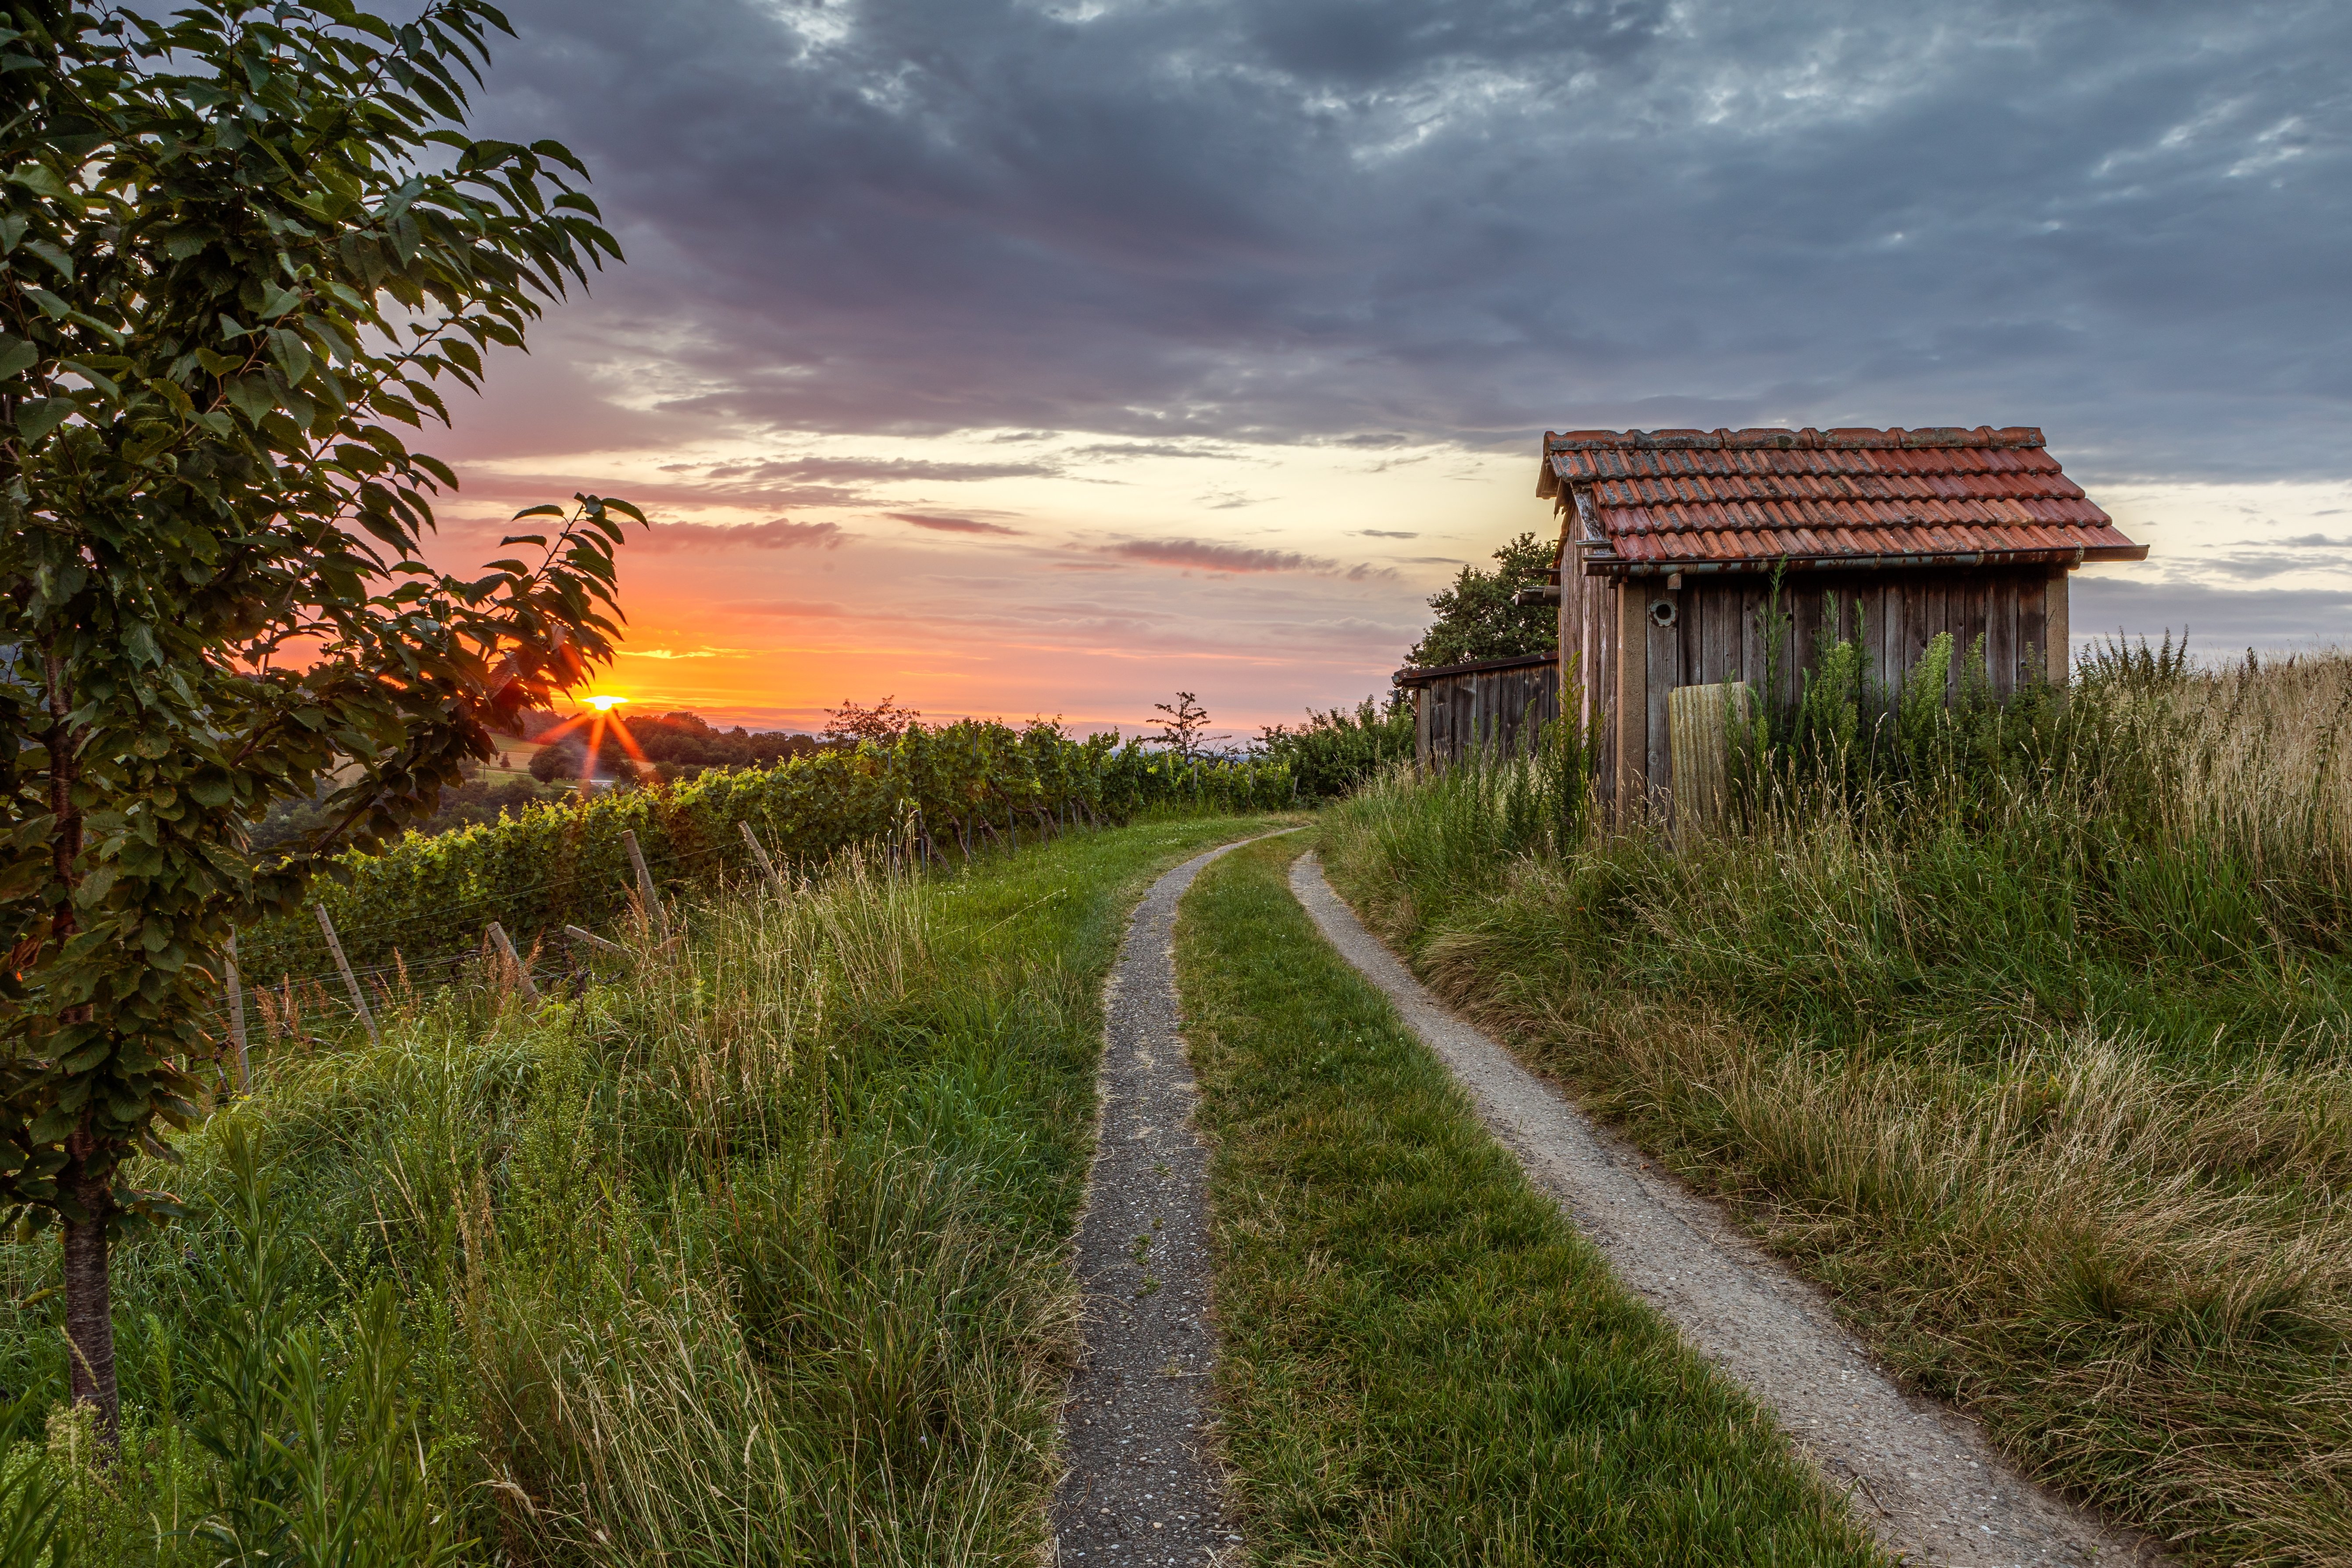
top-left (1319, 654), bottom-right (2352, 1567)
top-left (1174, 832), bottom-right (1888, 1566)
top-left (0, 813), bottom-right (1292, 1566)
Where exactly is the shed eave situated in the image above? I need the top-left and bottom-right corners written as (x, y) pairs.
top-left (1582, 544), bottom-right (2149, 579)
top-left (1392, 649), bottom-right (1561, 688)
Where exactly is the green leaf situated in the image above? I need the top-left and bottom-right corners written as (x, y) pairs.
top-left (222, 374), bottom-right (273, 427)
top-left (20, 239), bottom-right (71, 280)
top-left (6, 163), bottom-right (71, 200)
top-left (510, 504), bottom-right (565, 520)
top-left (14, 396), bottom-right (71, 442)
top-left (60, 360), bottom-right (119, 402)
top-left (0, 337), bottom-right (37, 379)
top-left (267, 328), bottom-right (312, 386)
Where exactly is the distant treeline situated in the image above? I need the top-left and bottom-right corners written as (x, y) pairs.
top-left (526, 711), bottom-right (824, 781)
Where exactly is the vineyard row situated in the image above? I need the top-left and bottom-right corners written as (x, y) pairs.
top-left (236, 720), bottom-right (1295, 987)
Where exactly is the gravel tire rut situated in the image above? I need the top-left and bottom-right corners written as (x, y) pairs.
top-left (1290, 850), bottom-right (2167, 1568)
top-left (1051, 834), bottom-right (1287, 1566)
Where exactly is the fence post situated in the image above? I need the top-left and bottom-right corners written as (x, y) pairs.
top-left (621, 828), bottom-right (672, 942)
top-left (739, 821), bottom-right (786, 894)
top-left (313, 904), bottom-right (380, 1047)
top-left (564, 924), bottom-right (626, 956)
top-left (223, 932), bottom-right (248, 1092)
top-left (485, 921), bottom-right (540, 1003)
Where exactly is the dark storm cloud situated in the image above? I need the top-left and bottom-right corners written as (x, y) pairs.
top-left (481, 0), bottom-right (2352, 478)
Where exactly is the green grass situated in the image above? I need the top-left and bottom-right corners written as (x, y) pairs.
top-left (0, 812), bottom-right (1296, 1566)
top-left (1318, 653), bottom-right (2352, 1567)
top-left (1174, 833), bottom-right (1888, 1567)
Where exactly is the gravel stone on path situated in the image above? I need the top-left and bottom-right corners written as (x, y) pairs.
top-left (1290, 851), bottom-right (2168, 1568)
top-left (1052, 835), bottom-right (1285, 1566)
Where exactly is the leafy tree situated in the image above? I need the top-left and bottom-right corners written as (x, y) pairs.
top-left (0, 0), bottom-right (635, 1441)
top-left (1150, 691), bottom-right (1225, 761)
top-left (821, 696), bottom-right (921, 746)
top-left (1258, 694), bottom-right (1414, 799)
top-left (1403, 532), bottom-right (1559, 669)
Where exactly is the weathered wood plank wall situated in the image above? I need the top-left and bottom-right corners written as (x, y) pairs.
top-left (1574, 564), bottom-right (2068, 811)
top-left (1406, 654), bottom-right (1561, 764)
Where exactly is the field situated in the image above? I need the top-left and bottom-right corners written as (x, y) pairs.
top-left (1320, 647), bottom-right (2352, 1566)
top-left (0, 814), bottom-right (1292, 1564)
top-left (7, 647), bottom-right (2346, 1565)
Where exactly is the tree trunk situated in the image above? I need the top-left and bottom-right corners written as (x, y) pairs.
top-left (43, 646), bottom-right (117, 1446)
top-left (61, 1147), bottom-right (118, 1447)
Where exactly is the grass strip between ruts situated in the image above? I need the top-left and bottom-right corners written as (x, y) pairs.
top-left (1174, 833), bottom-right (1889, 1566)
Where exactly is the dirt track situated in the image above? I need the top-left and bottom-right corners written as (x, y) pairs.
top-left (1289, 850), bottom-right (2166, 1568)
top-left (1050, 836), bottom-right (1289, 1565)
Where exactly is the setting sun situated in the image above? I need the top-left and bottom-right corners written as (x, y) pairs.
top-left (585, 694), bottom-right (627, 713)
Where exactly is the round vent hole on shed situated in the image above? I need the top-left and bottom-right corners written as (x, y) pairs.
top-left (1649, 598), bottom-right (1678, 629)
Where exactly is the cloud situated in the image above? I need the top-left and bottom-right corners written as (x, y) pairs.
top-left (620, 646), bottom-right (749, 660)
top-left (2073, 579), bottom-right (2352, 653)
top-left (1357, 529), bottom-right (1420, 539)
top-left (721, 598), bottom-right (857, 618)
top-left (642, 519), bottom-right (843, 552)
top-left (2281, 534), bottom-right (2352, 548)
top-left (707, 456), bottom-right (1059, 483)
top-left (888, 512), bottom-right (1025, 536)
top-left (1072, 441), bottom-right (1230, 461)
top-left (1100, 539), bottom-right (1335, 574)
top-left (465, 0), bottom-right (2352, 480)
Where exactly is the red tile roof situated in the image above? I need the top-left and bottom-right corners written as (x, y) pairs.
top-left (1539, 426), bottom-right (2146, 577)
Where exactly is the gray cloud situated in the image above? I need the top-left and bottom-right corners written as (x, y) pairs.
top-left (1101, 539), bottom-right (1333, 573)
top-left (466, 0), bottom-right (2352, 508)
top-left (1357, 529), bottom-right (1420, 539)
top-left (642, 518), bottom-right (842, 552)
top-left (706, 456), bottom-right (1059, 483)
top-left (2073, 577), bottom-right (2352, 653)
top-left (889, 512), bottom-right (1024, 536)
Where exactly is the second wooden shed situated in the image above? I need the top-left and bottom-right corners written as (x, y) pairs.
top-left (1538, 425), bottom-right (2147, 812)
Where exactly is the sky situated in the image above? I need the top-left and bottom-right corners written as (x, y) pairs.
top-left (424, 0), bottom-right (2352, 734)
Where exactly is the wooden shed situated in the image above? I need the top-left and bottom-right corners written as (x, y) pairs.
top-left (1536, 425), bottom-right (2147, 814)
top-left (1392, 650), bottom-right (1560, 765)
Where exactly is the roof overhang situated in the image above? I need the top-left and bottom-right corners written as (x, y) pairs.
top-left (1576, 544), bottom-right (2150, 579)
top-left (1392, 650), bottom-right (1560, 688)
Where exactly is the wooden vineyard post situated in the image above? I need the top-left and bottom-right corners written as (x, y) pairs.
top-left (485, 922), bottom-right (540, 1004)
top-left (314, 904), bottom-right (380, 1046)
top-left (564, 924), bottom-right (626, 956)
top-left (1666, 681), bottom-right (1752, 837)
top-left (223, 932), bottom-right (248, 1091)
top-left (739, 821), bottom-right (786, 894)
top-left (621, 829), bottom-right (672, 943)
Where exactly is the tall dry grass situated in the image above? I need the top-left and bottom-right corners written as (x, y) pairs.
top-left (0, 817), bottom-right (1285, 1565)
top-left (1322, 649), bottom-right (2352, 1565)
